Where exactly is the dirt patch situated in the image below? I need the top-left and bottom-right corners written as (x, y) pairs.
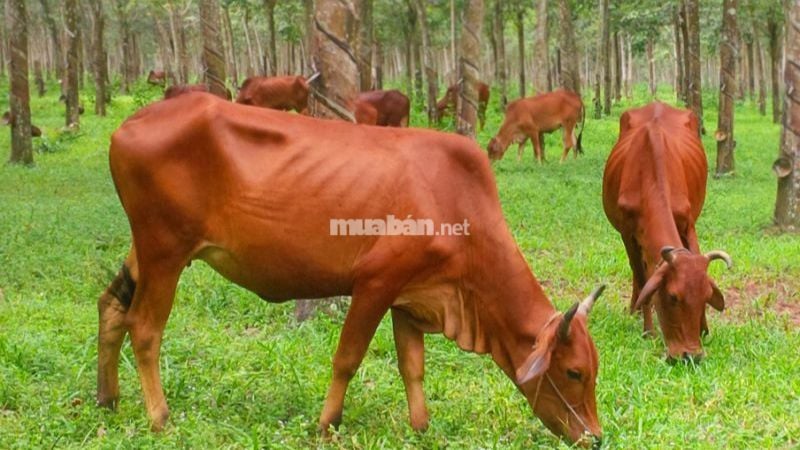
top-left (724, 280), bottom-right (800, 326)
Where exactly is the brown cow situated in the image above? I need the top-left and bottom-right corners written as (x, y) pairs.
top-left (487, 90), bottom-right (584, 163)
top-left (163, 83), bottom-right (231, 101)
top-left (235, 75), bottom-right (308, 113)
top-left (97, 92), bottom-right (605, 446)
top-left (353, 89), bottom-right (410, 127)
top-left (147, 70), bottom-right (167, 86)
top-left (3, 111), bottom-right (42, 137)
top-left (602, 102), bottom-right (732, 362)
top-left (436, 82), bottom-right (490, 130)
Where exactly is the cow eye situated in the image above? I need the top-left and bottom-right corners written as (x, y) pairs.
top-left (566, 369), bottom-right (582, 381)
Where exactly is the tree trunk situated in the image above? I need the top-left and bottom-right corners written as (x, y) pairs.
top-left (716, 0), bottom-right (738, 177)
top-left (242, 9), bottom-right (256, 77)
top-left (533, 0), bottom-right (549, 95)
top-left (200, 0), bottom-right (228, 98)
top-left (558, 0), bottom-right (580, 94)
top-left (6, 0), bottom-right (33, 165)
top-left (221, 5), bottom-right (238, 86)
top-left (115, 0), bottom-right (133, 94)
top-left (456, 0), bottom-right (484, 138)
top-left (767, 15), bottom-right (782, 124)
top-left (515, 7), bottom-right (525, 98)
top-left (674, 6), bottom-right (685, 102)
top-left (773, 1), bottom-right (800, 229)
top-left (684, 0), bottom-right (703, 133)
top-left (153, 16), bottom-right (176, 85)
top-left (613, 31), bottom-right (621, 101)
top-left (600, 0), bottom-right (611, 114)
top-left (34, 61), bottom-right (46, 97)
top-left (375, 39), bottom-right (384, 89)
top-left (415, 0), bottom-right (438, 124)
top-left (494, 0), bottom-right (507, 107)
top-left (65, 0), bottom-right (80, 128)
top-left (89, 0), bottom-right (107, 116)
top-left (647, 39), bottom-right (656, 97)
top-left (450, 0), bottom-right (456, 76)
top-left (357, 0), bottom-right (373, 91)
top-left (679, 4), bottom-right (690, 102)
top-left (745, 36), bottom-right (754, 100)
top-left (265, 0), bottom-right (277, 76)
top-left (39, 0), bottom-right (63, 82)
top-left (755, 30), bottom-right (767, 115)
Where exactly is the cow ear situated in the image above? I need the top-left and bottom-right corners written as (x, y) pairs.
top-left (709, 282), bottom-right (725, 312)
top-left (515, 324), bottom-right (558, 385)
top-left (633, 265), bottom-right (668, 311)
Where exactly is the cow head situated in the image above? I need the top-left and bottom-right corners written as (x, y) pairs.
top-left (487, 137), bottom-right (507, 161)
top-left (634, 246), bottom-right (732, 362)
top-left (516, 286), bottom-right (604, 448)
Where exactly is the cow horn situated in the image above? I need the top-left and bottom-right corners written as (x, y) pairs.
top-left (557, 302), bottom-right (580, 342)
top-left (578, 284), bottom-right (606, 316)
top-left (705, 250), bottom-right (733, 269)
top-left (660, 246), bottom-right (676, 264)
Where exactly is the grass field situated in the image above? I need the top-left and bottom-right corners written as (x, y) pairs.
top-left (1, 80), bottom-right (798, 449)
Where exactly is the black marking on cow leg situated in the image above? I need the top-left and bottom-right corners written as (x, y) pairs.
top-left (108, 264), bottom-right (136, 310)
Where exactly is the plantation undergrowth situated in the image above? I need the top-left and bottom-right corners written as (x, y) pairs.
top-left (0, 80), bottom-right (798, 449)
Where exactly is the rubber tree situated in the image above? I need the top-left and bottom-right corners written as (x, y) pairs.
top-left (557, 0), bottom-right (580, 94)
top-left (456, 0), bottom-right (484, 139)
top-left (533, 0), bottom-right (550, 95)
top-left (200, 0), bottom-right (228, 98)
top-left (6, 0), bottom-right (33, 165)
top-left (65, 0), bottom-right (80, 128)
top-left (715, 0), bottom-right (738, 176)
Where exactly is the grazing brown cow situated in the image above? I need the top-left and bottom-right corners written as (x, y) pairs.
top-left (97, 92), bottom-right (605, 446)
top-left (436, 82), bottom-right (490, 130)
top-left (3, 111), bottom-right (42, 137)
top-left (163, 83), bottom-right (231, 101)
top-left (487, 90), bottom-right (584, 163)
top-left (235, 75), bottom-right (308, 113)
top-left (353, 89), bottom-right (410, 127)
top-left (147, 70), bottom-right (167, 86)
top-left (602, 102), bottom-right (732, 362)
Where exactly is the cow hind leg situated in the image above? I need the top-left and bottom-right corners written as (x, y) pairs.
top-left (561, 124), bottom-right (576, 163)
top-left (391, 309), bottom-right (429, 431)
top-left (125, 258), bottom-right (184, 431)
top-left (517, 137), bottom-right (528, 162)
top-left (532, 133), bottom-right (544, 164)
top-left (318, 281), bottom-right (398, 434)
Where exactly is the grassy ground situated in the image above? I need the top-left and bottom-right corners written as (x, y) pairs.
top-left (0, 80), bottom-right (798, 449)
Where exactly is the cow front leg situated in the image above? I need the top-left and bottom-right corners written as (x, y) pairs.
top-left (532, 133), bottom-right (544, 164)
top-left (97, 249), bottom-right (137, 409)
top-left (516, 137), bottom-right (528, 162)
top-left (391, 309), bottom-right (429, 431)
top-left (126, 262), bottom-right (182, 431)
top-left (561, 124), bottom-right (575, 163)
top-left (318, 285), bottom-right (396, 434)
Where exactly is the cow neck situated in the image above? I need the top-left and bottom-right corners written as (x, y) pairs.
top-left (468, 237), bottom-right (557, 381)
top-left (638, 189), bottom-right (685, 277)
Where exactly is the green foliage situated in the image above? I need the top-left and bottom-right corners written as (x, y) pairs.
top-left (0, 82), bottom-right (798, 449)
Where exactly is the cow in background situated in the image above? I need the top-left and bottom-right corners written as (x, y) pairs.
top-left (164, 84), bottom-right (231, 101)
top-left (602, 102), bottom-right (732, 362)
top-left (147, 70), bottom-right (167, 86)
top-left (235, 75), bottom-right (308, 113)
top-left (487, 90), bottom-right (584, 163)
top-left (353, 90), bottom-right (410, 127)
top-left (435, 82), bottom-right (490, 130)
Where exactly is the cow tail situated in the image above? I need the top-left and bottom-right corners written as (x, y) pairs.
top-left (576, 103), bottom-right (585, 155)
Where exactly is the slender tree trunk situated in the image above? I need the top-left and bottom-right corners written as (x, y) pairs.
top-left (242, 9), bottom-right (255, 77)
top-left (716, 0), bottom-right (738, 176)
top-left (39, 0), bottom-right (63, 82)
top-left (415, 0), bottom-right (438, 124)
top-left (613, 31), bottom-right (621, 101)
top-left (773, 1), bottom-right (800, 229)
top-left (558, 0), bottom-right (580, 94)
top-left (674, 6), bottom-right (685, 101)
top-left (755, 32), bottom-right (767, 116)
top-left (515, 7), bottom-right (525, 97)
top-left (153, 16), bottom-right (176, 84)
top-left (115, 0), bottom-right (133, 94)
top-left (65, 0), bottom-right (80, 128)
top-left (357, 0), bottom-right (373, 91)
top-left (265, 0), bottom-right (277, 76)
top-left (177, 5), bottom-right (190, 84)
top-left (410, 7), bottom-right (422, 101)
top-left (679, 3), bottom-right (690, 102)
top-left (533, 0), bottom-right (549, 95)
top-left (600, 0), bottom-right (611, 114)
top-left (6, 0), bottom-right (33, 164)
top-left (200, 0), bottom-right (227, 98)
top-left (34, 61), bottom-right (46, 97)
top-left (221, 5), bottom-right (238, 86)
top-left (450, 0), bottom-right (456, 76)
top-left (375, 40), bottom-right (383, 89)
top-left (767, 15), bottom-right (782, 124)
top-left (456, 0), bottom-right (484, 138)
top-left (646, 39), bottom-right (656, 97)
top-left (745, 37), bottom-right (754, 100)
top-left (684, 0), bottom-right (703, 133)
top-left (89, 0), bottom-right (107, 116)
top-left (494, 0), bottom-right (507, 107)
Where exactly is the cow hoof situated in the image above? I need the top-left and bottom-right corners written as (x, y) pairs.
top-left (96, 396), bottom-right (118, 410)
top-left (149, 409), bottom-right (169, 432)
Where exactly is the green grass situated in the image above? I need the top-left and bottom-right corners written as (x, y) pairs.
top-left (0, 79), bottom-right (798, 449)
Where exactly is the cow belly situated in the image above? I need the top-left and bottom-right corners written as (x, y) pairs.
top-left (195, 245), bottom-right (353, 301)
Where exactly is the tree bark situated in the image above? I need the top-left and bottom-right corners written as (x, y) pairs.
top-left (679, 3), bottom-right (690, 102)
top-left (533, 0), bottom-right (549, 95)
top-left (773, 1), bottom-right (800, 229)
top-left (375, 39), bottom-right (383, 89)
top-left (89, 0), bottom-right (107, 116)
top-left (600, 0), bottom-right (611, 114)
top-left (221, 5), bottom-right (238, 86)
top-left (39, 0), bottom-right (63, 82)
top-left (745, 35), bottom-right (754, 100)
top-left (557, 0), bottom-right (580, 94)
top-left (115, 0), bottom-right (133, 94)
top-left (515, 6), bottom-right (525, 98)
top-left (767, 14), bottom-right (782, 124)
top-left (613, 31), bottom-right (621, 101)
top-left (415, 0), bottom-right (438, 124)
top-left (684, 0), bottom-right (703, 133)
top-left (494, 0), bottom-right (508, 107)
top-left (755, 30), bottom-right (767, 116)
top-left (34, 61), bottom-right (46, 97)
top-left (6, 0), bottom-right (33, 165)
top-left (265, 0), bottom-right (277, 76)
top-left (646, 39), bottom-right (656, 97)
top-left (65, 0), bottom-right (80, 128)
top-left (674, 6), bottom-right (685, 102)
top-left (357, 0), bottom-right (373, 91)
top-left (200, 0), bottom-right (228, 98)
top-left (716, 0), bottom-right (738, 176)
top-left (456, 0), bottom-right (484, 138)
